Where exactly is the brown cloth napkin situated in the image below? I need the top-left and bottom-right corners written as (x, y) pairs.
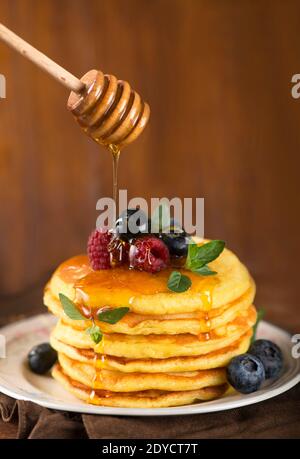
top-left (1, 384), bottom-right (300, 439)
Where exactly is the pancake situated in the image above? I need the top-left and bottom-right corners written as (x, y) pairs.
top-left (50, 329), bottom-right (252, 373)
top-left (57, 352), bottom-right (227, 392)
top-left (51, 305), bottom-right (256, 359)
top-left (52, 364), bottom-right (228, 408)
top-left (47, 242), bottom-right (253, 314)
top-left (44, 280), bottom-right (255, 335)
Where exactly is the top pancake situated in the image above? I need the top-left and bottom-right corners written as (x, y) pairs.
top-left (47, 242), bottom-right (253, 315)
top-left (45, 281), bottom-right (255, 335)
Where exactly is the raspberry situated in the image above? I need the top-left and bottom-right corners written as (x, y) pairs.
top-left (87, 229), bottom-right (112, 270)
top-left (129, 236), bottom-right (169, 273)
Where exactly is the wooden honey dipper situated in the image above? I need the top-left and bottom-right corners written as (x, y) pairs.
top-left (0, 23), bottom-right (150, 149)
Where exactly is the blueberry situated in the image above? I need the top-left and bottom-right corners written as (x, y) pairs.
top-left (28, 343), bottom-right (57, 375)
top-left (115, 208), bottom-right (148, 241)
top-left (156, 219), bottom-right (189, 257)
top-left (227, 353), bottom-right (265, 394)
top-left (160, 233), bottom-right (189, 257)
top-left (249, 339), bottom-right (283, 379)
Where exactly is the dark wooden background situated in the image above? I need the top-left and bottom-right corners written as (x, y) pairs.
top-left (0, 0), bottom-right (299, 331)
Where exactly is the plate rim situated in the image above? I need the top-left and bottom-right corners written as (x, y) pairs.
top-left (0, 314), bottom-right (299, 416)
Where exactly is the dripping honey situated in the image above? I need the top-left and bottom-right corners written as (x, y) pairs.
top-left (108, 143), bottom-right (121, 209)
top-left (90, 142), bottom-right (120, 400)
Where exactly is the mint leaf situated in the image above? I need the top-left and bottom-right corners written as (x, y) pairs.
top-left (186, 240), bottom-right (225, 273)
top-left (185, 243), bottom-right (199, 268)
top-left (97, 307), bottom-right (129, 324)
top-left (167, 271), bottom-right (192, 293)
top-left (59, 293), bottom-right (86, 320)
top-left (86, 324), bottom-right (102, 344)
top-left (193, 265), bottom-right (217, 276)
top-left (251, 308), bottom-right (265, 344)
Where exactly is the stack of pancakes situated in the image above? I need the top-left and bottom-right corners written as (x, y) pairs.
top-left (44, 244), bottom-right (257, 408)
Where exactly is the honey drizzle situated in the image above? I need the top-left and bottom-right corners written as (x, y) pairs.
top-left (78, 140), bottom-right (121, 401)
top-left (75, 290), bottom-right (107, 401)
top-left (108, 144), bottom-right (121, 209)
top-left (89, 338), bottom-right (106, 401)
top-left (91, 143), bottom-right (120, 400)
top-left (199, 282), bottom-right (216, 341)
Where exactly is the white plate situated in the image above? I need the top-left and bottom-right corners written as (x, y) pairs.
top-left (0, 314), bottom-right (299, 416)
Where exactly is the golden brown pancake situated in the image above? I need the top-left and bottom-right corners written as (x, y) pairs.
top-left (44, 281), bottom-right (255, 335)
top-left (52, 364), bottom-right (228, 408)
top-left (57, 352), bottom-right (227, 392)
top-left (50, 329), bottom-right (251, 373)
top-left (47, 243), bottom-right (253, 314)
top-left (51, 305), bottom-right (256, 358)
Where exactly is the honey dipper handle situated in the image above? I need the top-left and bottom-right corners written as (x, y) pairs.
top-left (0, 23), bottom-right (85, 93)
